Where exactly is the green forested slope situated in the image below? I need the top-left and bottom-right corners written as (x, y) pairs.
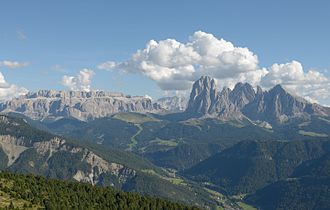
top-left (245, 177), bottom-right (330, 210)
top-left (184, 139), bottom-right (330, 194)
top-left (0, 172), bottom-right (200, 210)
top-left (245, 153), bottom-right (330, 210)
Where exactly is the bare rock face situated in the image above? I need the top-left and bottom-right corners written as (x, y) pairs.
top-left (213, 87), bottom-right (241, 119)
top-left (157, 96), bottom-right (187, 112)
top-left (0, 90), bottom-right (161, 121)
top-left (0, 135), bottom-right (28, 166)
top-left (79, 151), bottom-right (136, 185)
top-left (229, 82), bottom-right (256, 109)
top-left (243, 84), bottom-right (328, 123)
top-left (33, 137), bottom-right (66, 155)
top-left (186, 76), bottom-right (241, 119)
top-left (186, 76), bottom-right (218, 115)
top-left (0, 133), bottom-right (136, 186)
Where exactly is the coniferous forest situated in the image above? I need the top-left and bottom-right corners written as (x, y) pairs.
top-left (0, 172), bottom-right (199, 210)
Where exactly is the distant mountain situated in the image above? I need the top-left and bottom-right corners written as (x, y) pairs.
top-left (156, 96), bottom-right (187, 112)
top-left (229, 82), bottom-right (256, 109)
top-left (186, 76), bottom-right (241, 119)
top-left (0, 76), bottom-right (328, 124)
top-left (0, 90), bottom-right (162, 121)
top-left (243, 84), bottom-right (328, 123)
top-left (185, 76), bottom-right (329, 123)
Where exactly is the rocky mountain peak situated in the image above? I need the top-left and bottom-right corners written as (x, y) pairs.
top-left (229, 82), bottom-right (256, 109)
top-left (269, 84), bottom-right (288, 96)
top-left (220, 87), bottom-right (231, 96)
top-left (186, 76), bottom-right (241, 118)
top-left (186, 76), bottom-right (328, 123)
top-left (256, 86), bottom-right (263, 96)
top-left (191, 76), bottom-right (218, 98)
top-left (186, 76), bottom-right (218, 115)
top-left (243, 83), bottom-right (329, 123)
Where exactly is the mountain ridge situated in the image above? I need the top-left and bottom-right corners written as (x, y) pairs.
top-left (0, 90), bottom-right (163, 121)
top-left (185, 76), bottom-right (329, 123)
top-left (0, 76), bottom-right (329, 124)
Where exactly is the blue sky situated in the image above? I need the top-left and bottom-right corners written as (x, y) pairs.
top-left (0, 0), bottom-right (329, 104)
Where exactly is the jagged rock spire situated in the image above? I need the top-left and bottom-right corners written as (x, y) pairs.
top-left (186, 76), bottom-right (328, 123)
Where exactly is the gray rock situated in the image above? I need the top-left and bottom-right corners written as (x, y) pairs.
top-left (186, 76), bottom-right (218, 115)
top-left (243, 84), bottom-right (328, 123)
top-left (213, 87), bottom-right (241, 119)
top-left (186, 76), bottom-right (241, 119)
top-left (0, 77), bottom-right (328, 124)
top-left (157, 96), bottom-right (187, 112)
top-left (0, 90), bottom-right (162, 121)
top-left (229, 82), bottom-right (256, 109)
top-left (186, 76), bottom-right (328, 123)
top-left (0, 132), bottom-right (136, 186)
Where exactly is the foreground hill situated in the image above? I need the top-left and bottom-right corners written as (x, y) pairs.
top-left (0, 172), bottom-right (199, 210)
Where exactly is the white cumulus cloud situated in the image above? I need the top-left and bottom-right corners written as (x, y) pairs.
top-left (98, 31), bottom-right (262, 90)
top-left (261, 60), bottom-right (330, 104)
top-left (0, 60), bottom-right (30, 69)
top-left (98, 31), bottom-right (330, 105)
top-left (61, 69), bottom-right (95, 91)
top-left (97, 61), bottom-right (117, 70)
top-left (0, 72), bottom-right (28, 100)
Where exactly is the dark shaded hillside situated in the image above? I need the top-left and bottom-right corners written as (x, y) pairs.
top-left (245, 177), bottom-right (330, 210)
top-left (183, 139), bottom-right (330, 194)
top-left (293, 153), bottom-right (330, 178)
top-left (0, 172), bottom-right (199, 210)
top-left (246, 153), bottom-right (330, 210)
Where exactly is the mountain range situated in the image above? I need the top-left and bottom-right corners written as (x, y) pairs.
top-left (1, 76), bottom-right (328, 125)
top-left (0, 90), bottom-right (162, 121)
